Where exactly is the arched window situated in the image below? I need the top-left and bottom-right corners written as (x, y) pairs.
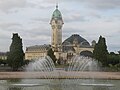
top-left (80, 51), bottom-right (93, 57)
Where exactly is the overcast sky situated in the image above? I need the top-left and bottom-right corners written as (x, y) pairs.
top-left (0, 0), bottom-right (120, 52)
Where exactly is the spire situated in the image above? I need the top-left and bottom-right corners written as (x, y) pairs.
top-left (56, 3), bottom-right (58, 9)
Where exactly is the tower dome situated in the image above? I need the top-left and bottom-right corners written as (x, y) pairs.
top-left (52, 5), bottom-right (62, 20)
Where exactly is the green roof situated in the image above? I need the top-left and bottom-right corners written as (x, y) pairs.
top-left (52, 7), bottom-right (62, 19)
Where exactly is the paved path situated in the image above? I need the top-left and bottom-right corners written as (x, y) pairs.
top-left (0, 71), bottom-right (119, 80)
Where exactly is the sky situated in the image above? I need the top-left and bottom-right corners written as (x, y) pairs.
top-left (0, 0), bottom-right (120, 53)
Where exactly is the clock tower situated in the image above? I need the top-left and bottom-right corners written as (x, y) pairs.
top-left (50, 5), bottom-right (64, 59)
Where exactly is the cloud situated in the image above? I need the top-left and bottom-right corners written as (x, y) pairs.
top-left (62, 28), bottom-right (85, 42)
top-left (0, 0), bottom-right (27, 12)
top-left (32, 17), bottom-right (49, 23)
top-left (1, 0), bottom-right (120, 13)
top-left (0, 39), bottom-right (10, 51)
top-left (0, 23), bottom-right (22, 30)
top-left (67, 0), bottom-right (120, 10)
top-left (64, 13), bottom-right (87, 22)
top-left (87, 12), bottom-right (101, 19)
top-left (27, 0), bottom-right (54, 9)
top-left (85, 0), bottom-right (120, 10)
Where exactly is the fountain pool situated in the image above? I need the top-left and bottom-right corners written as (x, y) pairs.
top-left (0, 56), bottom-right (119, 90)
top-left (0, 79), bottom-right (119, 90)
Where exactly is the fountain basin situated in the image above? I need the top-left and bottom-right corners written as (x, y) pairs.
top-left (0, 79), bottom-right (119, 90)
top-left (0, 72), bottom-right (119, 80)
top-left (0, 83), bottom-right (115, 87)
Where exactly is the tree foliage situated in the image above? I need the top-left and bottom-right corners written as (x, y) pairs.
top-left (107, 53), bottom-right (120, 65)
top-left (0, 59), bottom-right (7, 65)
top-left (7, 33), bottom-right (24, 71)
top-left (47, 48), bottom-right (56, 64)
top-left (118, 51), bottom-right (120, 54)
top-left (93, 36), bottom-right (108, 66)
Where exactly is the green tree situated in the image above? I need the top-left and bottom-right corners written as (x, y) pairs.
top-left (7, 33), bottom-right (24, 71)
top-left (118, 51), bottom-right (120, 54)
top-left (93, 36), bottom-right (108, 66)
top-left (107, 52), bottom-right (120, 66)
top-left (107, 54), bottom-right (120, 65)
top-left (47, 48), bottom-right (56, 64)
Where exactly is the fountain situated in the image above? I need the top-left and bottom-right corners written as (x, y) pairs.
top-left (0, 55), bottom-right (119, 90)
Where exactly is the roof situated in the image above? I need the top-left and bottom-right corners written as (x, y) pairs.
top-left (63, 34), bottom-right (90, 46)
top-left (26, 44), bottom-right (51, 51)
top-left (52, 5), bottom-right (62, 20)
top-left (62, 34), bottom-right (91, 52)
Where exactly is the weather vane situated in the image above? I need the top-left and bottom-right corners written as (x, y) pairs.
top-left (56, 0), bottom-right (59, 9)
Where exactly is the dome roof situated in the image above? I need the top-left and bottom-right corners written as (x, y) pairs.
top-left (62, 34), bottom-right (91, 52)
top-left (63, 34), bottom-right (90, 47)
top-left (52, 6), bottom-right (62, 19)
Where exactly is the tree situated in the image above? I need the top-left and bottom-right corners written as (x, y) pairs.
top-left (110, 52), bottom-right (115, 55)
top-left (7, 33), bottom-right (24, 71)
top-left (47, 48), bottom-right (56, 64)
top-left (93, 36), bottom-right (108, 66)
top-left (118, 51), bottom-right (120, 55)
top-left (107, 54), bottom-right (120, 65)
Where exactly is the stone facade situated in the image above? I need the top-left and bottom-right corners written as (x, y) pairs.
top-left (25, 45), bottom-right (50, 60)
